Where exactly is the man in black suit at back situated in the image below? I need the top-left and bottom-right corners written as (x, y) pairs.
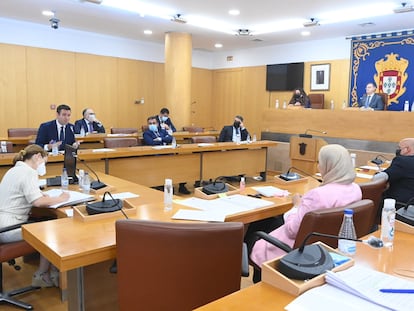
top-left (218, 115), bottom-right (250, 142)
top-left (74, 108), bottom-right (105, 134)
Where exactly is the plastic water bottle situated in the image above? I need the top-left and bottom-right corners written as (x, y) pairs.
top-left (330, 100), bottom-right (335, 110)
top-left (78, 169), bottom-right (85, 191)
top-left (239, 177), bottom-right (246, 194)
top-left (246, 134), bottom-right (251, 143)
top-left (275, 99), bottom-right (279, 109)
top-left (338, 209), bottom-right (357, 256)
top-left (52, 143), bottom-right (59, 156)
top-left (282, 100), bottom-right (287, 109)
top-left (350, 153), bottom-right (356, 168)
top-left (61, 168), bottom-right (69, 190)
top-left (80, 126), bottom-right (86, 137)
top-left (252, 134), bottom-right (257, 142)
top-left (82, 172), bottom-right (91, 194)
top-left (342, 100), bottom-right (347, 109)
top-left (164, 178), bottom-right (173, 211)
top-left (404, 100), bottom-right (409, 112)
top-left (171, 136), bottom-right (177, 148)
top-left (381, 198), bottom-right (396, 247)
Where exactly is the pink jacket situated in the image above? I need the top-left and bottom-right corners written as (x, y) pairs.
top-left (250, 183), bottom-right (362, 267)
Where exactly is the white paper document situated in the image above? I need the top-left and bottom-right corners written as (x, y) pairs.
top-left (197, 143), bottom-right (214, 147)
top-left (359, 165), bottom-right (381, 171)
top-left (252, 186), bottom-right (289, 197)
top-left (172, 209), bottom-right (225, 222)
top-left (100, 192), bottom-right (139, 200)
top-left (151, 145), bottom-right (174, 150)
top-left (43, 189), bottom-right (95, 208)
top-left (92, 148), bottom-right (115, 152)
top-left (356, 172), bottom-right (374, 179)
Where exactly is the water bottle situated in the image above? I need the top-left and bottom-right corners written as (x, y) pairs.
top-left (404, 100), bottom-right (409, 112)
top-left (411, 101), bottom-right (414, 112)
top-left (330, 100), bottom-right (335, 110)
top-left (164, 178), bottom-right (173, 211)
top-left (252, 134), bottom-right (257, 142)
top-left (78, 169), bottom-right (85, 191)
top-left (350, 153), bottom-right (356, 168)
top-left (342, 100), bottom-right (347, 109)
top-left (82, 172), bottom-right (91, 194)
top-left (61, 168), bottom-right (69, 190)
top-left (246, 134), bottom-right (251, 143)
top-left (52, 143), bottom-right (59, 156)
top-left (80, 126), bottom-right (86, 137)
top-left (338, 209), bottom-right (357, 256)
top-left (282, 100), bottom-right (287, 109)
top-left (275, 99), bottom-right (279, 109)
top-left (381, 198), bottom-right (396, 247)
top-left (171, 136), bottom-right (177, 148)
top-left (239, 177), bottom-right (246, 194)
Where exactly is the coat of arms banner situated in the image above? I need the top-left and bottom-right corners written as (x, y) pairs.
top-left (350, 30), bottom-right (414, 111)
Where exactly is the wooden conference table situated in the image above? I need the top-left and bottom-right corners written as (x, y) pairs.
top-left (0, 140), bottom-right (277, 186)
top-left (21, 173), bottom-right (319, 311)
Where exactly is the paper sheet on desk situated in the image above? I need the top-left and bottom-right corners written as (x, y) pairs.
top-left (92, 148), bottom-right (115, 152)
top-left (252, 186), bottom-right (289, 197)
top-left (356, 172), bottom-right (374, 179)
top-left (360, 165), bottom-right (382, 171)
top-left (172, 209), bottom-right (226, 222)
top-left (43, 189), bottom-right (95, 208)
top-left (99, 192), bottom-right (139, 200)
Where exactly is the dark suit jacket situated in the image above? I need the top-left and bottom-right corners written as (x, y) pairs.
top-left (74, 119), bottom-right (105, 134)
top-left (383, 155), bottom-right (414, 204)
top-left (35, 120), bottom-right (76, 150)
top-left (218, 125), bottom-right (249, 142)
top-left (156, 116), bottom-right (176, 132)
top-left (358, 93), bottom-right (384, 110)
top-left (143, 129), bottom-right (173, 146)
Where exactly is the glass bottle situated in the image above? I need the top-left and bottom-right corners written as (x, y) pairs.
top-left (61, 168), bottom-right (69, 190)
top-left (78, 169), bottom-right (85, 191)
top-left (164, 178), bottom-right (173, 211)
top-left (82, 172), bottom-right (91, 194)
top-left (171, 136), bottom-right (177, 148)
top-left (381, 198), bottom-right (396, 247)
top-left (338, 209), bottom-right (357, 255)
top-left (404, 100), bottom-right (409, 112)
top-left (275, 99), bottom-right (279, 109)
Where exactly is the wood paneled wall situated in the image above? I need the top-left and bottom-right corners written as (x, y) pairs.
top-left (0, 43), bottom-right (352, 137)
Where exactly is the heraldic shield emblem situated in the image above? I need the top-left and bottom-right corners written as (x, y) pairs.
top-left (374, 53), bottom-right (408, 106)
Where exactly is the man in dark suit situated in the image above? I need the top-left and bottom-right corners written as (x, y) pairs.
top-left (218, 115), bottom-right (250, 142)
top-left (143, 116), bottom-right (173, 146)
top-left (358, 82), bottom-right (385, 110)
top-left (74, 108), bottom-right (105, 135)
top-left (156, 108), bottom-right (176, 133)
top-left (35, 104), bottom-right (79, 151)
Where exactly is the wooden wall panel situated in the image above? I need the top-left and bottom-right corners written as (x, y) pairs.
top-left (0, 44), bottom-right (27, 136)
top-left (191, 68), bottom-right (213, 129)
top-left (26, 47), bottom-right (76, 127)
top-left (75, 54), bottom-right (118, 131)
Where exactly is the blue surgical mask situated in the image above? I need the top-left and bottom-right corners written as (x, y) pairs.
top-left (161, 116), bottom-right (168, 122)
top-left (149, 124), bottom-right (158, 132)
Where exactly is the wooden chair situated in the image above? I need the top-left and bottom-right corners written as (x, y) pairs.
top-left (378, 92), bottom-right (389, 110)
top-left (183, 126), bottom-right (204, 132)
top-left (0, 141), bottom-right (13, 153)
top-left (7, 128), bottom-right (38, 137)
top-left (359, 178), bottom-right (388, 226)
top-left (116, 220), bottom-right (244, 310)
top-left (110, 128), bottom-right (138, 134)
top-left (191, 136), bottom-right (216, 143)
top-left (308, 93), bottom-right (325, 109)
top-left (0, 224), bottom-right (40, 310)
top-left (141, 125), bottom-right (149, 132)
top-left (103, 138), bottom-right (138, 148)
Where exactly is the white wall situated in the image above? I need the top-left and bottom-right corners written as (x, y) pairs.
top-left (0, 17), bottom-right (350, 70)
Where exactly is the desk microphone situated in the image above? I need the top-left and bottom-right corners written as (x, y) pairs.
top-left (299, 129), bottom-right (328, 138)
top-left (279, 167), bottom-right (322, 183)
top-left (276, 232), bottom-right (383, 280)
top-left (396, 197), bottom-right (414, 226)
top-left (78, 158), bottom-right (107, 190)
top-left (370, 154), bottom-right (390, 166)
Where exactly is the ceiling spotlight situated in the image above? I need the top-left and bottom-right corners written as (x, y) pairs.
top-left (303, 18), bottom-right (319, 27)
top-left (394, 2), bottom-right (414, 13)
top-left (143, 29), bottom-right (152, 35)
top-left (171, 14), bottom-right (187, 24)
top-left (237, 29), bottom-right (251, 36)
top-left (49, 17), bottom-right (60, 29)
top-left (228, 9), bottom-right (240, 16)
top-left (214, 43), bottom-right (223, 48)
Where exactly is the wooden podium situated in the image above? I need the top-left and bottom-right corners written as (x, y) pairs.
top-left (290, 136), bottom-right (327, 175)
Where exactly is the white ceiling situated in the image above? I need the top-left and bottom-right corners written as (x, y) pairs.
top-left (0, 0), bottom-right (413, 52)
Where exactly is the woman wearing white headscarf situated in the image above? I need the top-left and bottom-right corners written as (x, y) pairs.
top-left (250, 144), bottom-right (361, 280)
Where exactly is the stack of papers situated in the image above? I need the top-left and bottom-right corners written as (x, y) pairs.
top-left (92, 148), bottom-right (115, 152)
top-left (43, 189), bottom-right (95, 208)
top-left (151, 145), bottom-right (174, 150)
top-left (172, 194), bottom-right (273, 222)
top-left (252, 186), bottom-right (289, 197)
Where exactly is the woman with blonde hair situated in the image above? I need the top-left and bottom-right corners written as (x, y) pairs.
top-left (0, 144), bottom-right (69, 287)
top-left (250, 144), bottom-right (362, 282)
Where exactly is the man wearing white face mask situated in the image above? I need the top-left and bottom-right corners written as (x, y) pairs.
top-left (0, 145), bottom-right (69, 287)
top-left (74, 108), bottom-right (105, 134)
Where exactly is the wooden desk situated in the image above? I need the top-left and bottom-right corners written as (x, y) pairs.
top-left (172, 130), bottom-right (220, 143)
top-left (195, 230), bottom-right (414, 310)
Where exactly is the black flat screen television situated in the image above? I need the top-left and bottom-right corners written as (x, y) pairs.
top-left (266, 62), bottom-right (304, 91)
top-left (64, 144), bottom-right (78, 184)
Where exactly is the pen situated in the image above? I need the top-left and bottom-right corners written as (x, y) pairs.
top-left (379, 289), bottom-right (414, 293)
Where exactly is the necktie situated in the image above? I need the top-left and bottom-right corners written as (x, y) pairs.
top-left (366, 95), bottom-right (371, 107)
top-left (60, 126), bottom-right (65, 142)
top-left (88, 122), bottom-right (94, 132)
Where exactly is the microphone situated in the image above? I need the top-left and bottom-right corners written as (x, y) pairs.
top-left (279, 167), bottom-right (322, 183)
top-left (370, 154), bottom-right (390, 166)
top-left (299, 129), bottom-right (328, 138)
top-left (78, 158), bottom-right (107, 190)
top-left (277, 232), bottom-right (383, 280)
top-left (396, 197), bottom-right (414, 226)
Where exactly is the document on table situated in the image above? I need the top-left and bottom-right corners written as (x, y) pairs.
top-left (356, 172), bottom-right (374, 179)
top-left (99, 192), bottom-right (139, 200)
top-left (252, 186), bottom-right (289, 197)
top-left (43, 189), bottom-right (95, 208)
top-left (92, 148), bottom-right (115, 152)
top-left (360, 165), bottom-right (381, 171)
top-left (172, 209), bottom-right (225, 222)
top-left (285, 265), bottom-right (414, 311)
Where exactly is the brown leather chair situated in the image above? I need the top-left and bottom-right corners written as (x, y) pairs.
top-left (183, 126), bottom-right (204, 132)
top-left (308, 93), bottom-right (325, 109)
top-left (103, 138), bottom-right (138, 148)
top-left (110, 128), bottom-right (138, 134)
top-left (116, 220), bottom-right (244, 310)
top-left (191, 136), bottom-right (216, 143)
top-left (7, 128), bottom-right (38, 137)
top-left (378, 92), bottom-right (389, 110)
top-left (360, 178), bottom-right (388, 226)
top-left (141, 125), bottom-right (149, 132)
top-left (0, 141), bottom-right (13, 153)
top-left (0, 224), bottom-right (40, 310)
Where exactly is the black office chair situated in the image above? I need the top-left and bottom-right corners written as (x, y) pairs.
top-left (0, 223), bottom-right (40, 310)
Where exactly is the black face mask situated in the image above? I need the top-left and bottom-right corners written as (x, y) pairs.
top-left (395, 148), bottom-right (401, 156)
top-left (233, 121), bottom-right (241, 128)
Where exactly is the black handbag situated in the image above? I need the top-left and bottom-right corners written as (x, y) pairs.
top-left (86, 192), bottom-right (123, 215)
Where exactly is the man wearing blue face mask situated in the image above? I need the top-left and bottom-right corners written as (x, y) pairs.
top-left (143, 116), bottom-right (173, 146)
top-left (157, 108), bottom-right (176, 133)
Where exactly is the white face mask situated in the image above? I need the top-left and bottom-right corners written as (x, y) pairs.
top-left (37, 161), bottom-right (47, 176)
